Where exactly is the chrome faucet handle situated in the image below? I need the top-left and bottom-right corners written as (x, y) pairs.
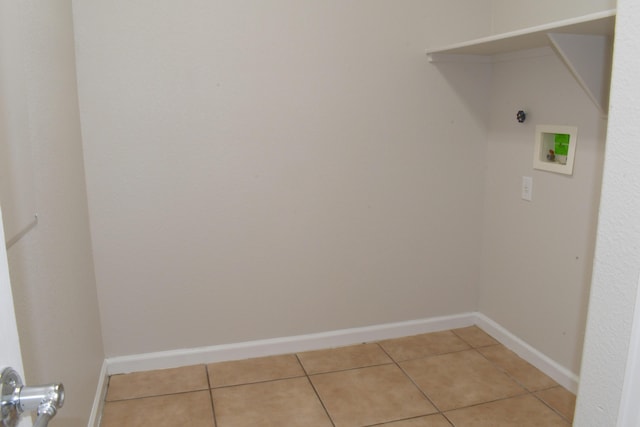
top-left (1, 367), bottom-right (64, 427)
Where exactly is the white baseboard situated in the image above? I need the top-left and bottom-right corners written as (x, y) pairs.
top-left (105, 312), bottom-right (476, 375)
top-left (474, 313), bottom-right (579, 393)
top-left (96, 312), bottom-right (578, 416)
top-left (87, 360), bottom-right (108, 427)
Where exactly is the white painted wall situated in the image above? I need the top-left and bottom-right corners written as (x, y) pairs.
top-left (1, 1), bottom-right (635, 424)
top-left (73, 0), bottom-right (492, 357)
top-left (0, 0), bottom-right (36, 245)
top-left (574, 0), bottom-right (640, 424)
top-left (491, 0), bottom-right (616, 34)
top-left (4, 1), bottom-right (105, 426)
top-left (478, 48), bottom-right (607, 375)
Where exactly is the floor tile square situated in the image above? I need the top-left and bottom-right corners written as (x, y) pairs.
top-left (297, 343), bottom-right (392, 374)
top-left (310, 364), bottom-right (437, 426)
top-left (106, 365), bottom-right (208, 401)
top-left (211, 377), bottom-right (332, 427)
top-left (379, 330), bottom-right (470, 361)
top-left (445, 394), bottom-right (570, 426)
top-left (535, 386), bottom-right (576, 422)
top-left (400, 349), bottom-right (525, 411)
top-left (378, 414), bottom-right (453, 426)
top-left (101, 390), bottom-right (214, 427)
top-left (453, 326), bottom-right (499, 347)
top-left (477, 345), bottom-right (557, 391)
top-left (207, 353), bottom-right (304, 388)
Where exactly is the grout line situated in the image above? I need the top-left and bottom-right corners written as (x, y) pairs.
top-left (435, 329), bottom-right (475, 426)
top-left (376, 337), bottom-right (555, 419)
top-left (204, 364), bottom-right (219, 427)
top-left (383, 346), bottom-right (474, 363)
top-left (294, 353), bottom-right (309, 376)
top-left (443, 393), bottom-right (532, 411)
top-left (441, 392), bottom-right (573, 426)
top-left (531, 388), bottom-right (574, 424)
top-left (471, 345), bottom-right (561, 396)
top-left (440, 412), bottom-right (456, 427)
top-left (471, 347), bottom-right (530, 390)
top-left (104, 387), bottom-right (211, 403)
top-left (305, 361), bottom-right (395, 377)
top-left (207, 388), bottom-right (218, 427)
top-left (392, 359), bottom-right (442, 414)
top-left (364, 413), bottom-right (454, 427)
top-left (295, 354), bottom-right (337, 427)
top-left (204, 363), bottom-right (212, 389)
top-left (376, 342), bottom-right (443, 415)
top-left (205, 373), bottom-right (307, 390)
top-left (537, 383), bottom-right (570, 392)
top-left (103, 375), bottom-right (111, 401)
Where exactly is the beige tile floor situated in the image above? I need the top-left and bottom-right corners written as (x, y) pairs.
top-left (101, 326), bottom-right (576, 427)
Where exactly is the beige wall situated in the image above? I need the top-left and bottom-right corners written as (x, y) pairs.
top-left (5, 1), bottom-right (105, 426)
top-left (0, 1), bottom-right (624, 424)
top-left (491, 0), bottom-right (616, 33)
top-left (0, 0), bottom-right (36, 245)
top-left (479, 0), bottom-right (613, 376)
top-left (478, 49), bottom-right (607, 374)
top-left (73, 0), bottom-right (493, 357)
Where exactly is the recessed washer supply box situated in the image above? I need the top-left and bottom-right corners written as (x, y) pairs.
top-left (533, 125), bottom-right (578, 175)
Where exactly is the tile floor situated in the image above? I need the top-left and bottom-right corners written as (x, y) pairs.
top-left (100, 326), bottom-right (576, 427)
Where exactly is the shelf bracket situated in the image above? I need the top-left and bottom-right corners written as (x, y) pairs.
top-left (547, 32), bottom-right (613, 116)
